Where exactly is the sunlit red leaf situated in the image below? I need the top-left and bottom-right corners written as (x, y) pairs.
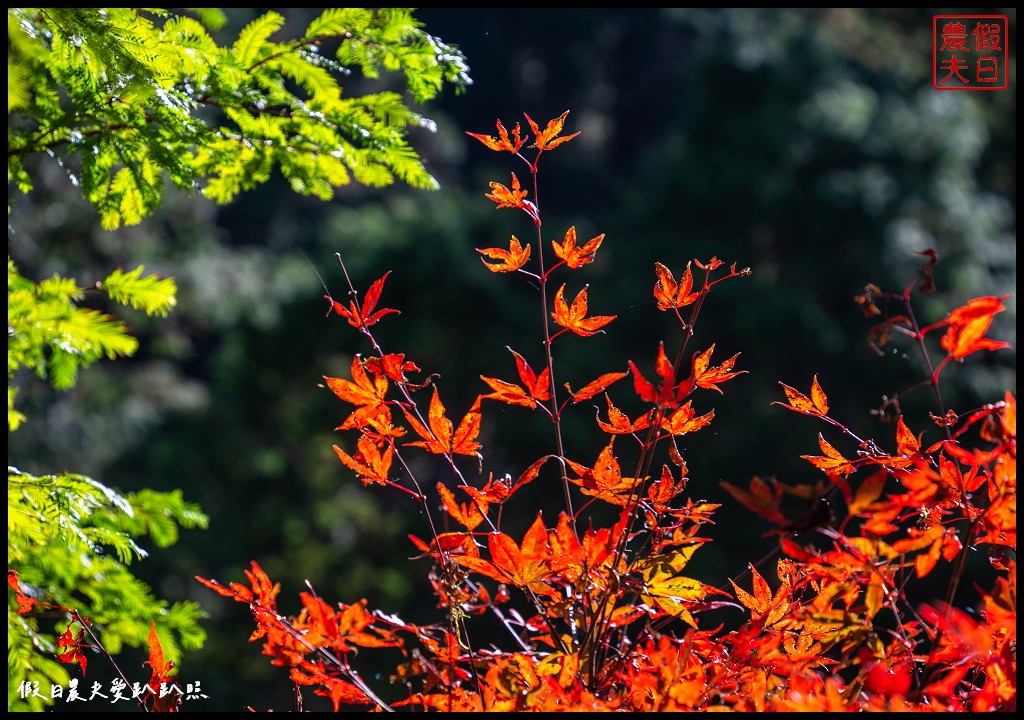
top-left (56, 626), bottom-right (89, 675)
top-left (596, 395), bottom-right (654, 435)
top-left (466, 119), bottom-right (525, 153)
top-left (403, 389), bottom-right (482, 457)
top-left (326, 272), bottom-right (399, 331)
top-left (939, 296), bottom-right (1012, 359)
top-left (802, 433), bottom-right (854, 479)
top-left (364, 353), bottom-right (420, 385)
top-left (7, 570), bottom-right (36, 615)
top-left (480, 375), bottom-right (536, 408)
top-left (653, 262), bottom-right (699, 310)
top-left (525, 110), bottom-right (580, 151)
top-left (324, 357), bottom-right (389, 430)
top-left (477, 236), bottom-right (532, 273)
top-left (437, 482), bottom-right (486, 531)
top-left (486, 172), bottom-right (529, 210)
top-left (453, 515), bottom-right (551, 588)
top-left (848, 468), bottom-right (888, 515)
top-left (333, 435), bottom-right (393, 485)
top-left (691, 345), bottom-right (744, 394)
top-left (895, 416), bottom-right (921, 457)
top-left (566, 438), bottom-right (645, 506)
top-left (775, 376), bottom-right (829, 417)
top-left (628, 343), bottom-right (695, 408)
top-left (509, 348), bottom-right (550, 402)
top-left (660, 401), bottom-right (714, 436)
top-left (729, 564), bottom-right (791, 627)
top-left (146, 621), bottom-right (177, 688)
top-left (552, 284), bottom-right (616, 337)
top-left (552, 226), bottom-right (604, 269)
top-left (565, 371), bottom-right (627, 403)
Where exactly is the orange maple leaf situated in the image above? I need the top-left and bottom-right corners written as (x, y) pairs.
top-left (196, 560), bottom-right (281, 610)
top-left (552, 226), bottom-right (604, 269)
top-left (939, 295), bottom-right (1012, 360)
top-left (596, 395), bottom-right (655, 435)
top-left (719, 476), bottom-right (788, 527)
top-left (333, 435), bottom-right (394, 485)
top-left (402, 388), bottom-right (482, 457)
top-left (466, 119), bottom-right (526, 153)
top-left (628, 342), bottom-right (691, 407)
top-left (480, 348), bottom-right (551, 409)
top-left (452, 514), bottom-right (551, 588)
top-left (565, 371), bottom-right (628, 403)
top-left (145, 621), bottom-right (180, 711)
top-left (775, 375), bottom-right (830, 417)
top-left (566, 438), bottom-right (645, 506)
top-left (525, 110), bottom-right (580, 151)
top-left (552, 284), bottom-right (616, 337)
top-left (802, 433), bottom-right (855, 479)
top-left (730, 565), bottom-right (792, 627)
top-left (7, 571), bottom-right (36, 615)
top-left (477, 235), bottom-right (532, 273)
top-left (486, 172), bottom-right (529, 209)
top-left (691, 344), bottom-right (744, 393)
top-left (363, 353), bottom-right (420, 384)
top-left (437, 482), bottom-right (486, 531)
top-left (326, 271), bottom-right (399, 332)
top-left (660, 400), bottom-right (715, 436)
top-left (654, 262), bottom-right (700, 310)
top-left (324, 357), bottom-right (389, 430)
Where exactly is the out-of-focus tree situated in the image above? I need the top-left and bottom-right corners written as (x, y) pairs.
top-left (7, 7), bottom-right (469, 711)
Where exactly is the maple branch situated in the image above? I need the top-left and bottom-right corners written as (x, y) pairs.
top-left (527, 164), bottom-right (576, 530)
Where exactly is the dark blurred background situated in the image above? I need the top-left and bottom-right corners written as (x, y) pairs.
top-left (7, 8), bottom-right (1015, 711)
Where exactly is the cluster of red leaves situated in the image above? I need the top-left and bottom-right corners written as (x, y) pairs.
top-left (198, 112), bottom-right (1015, 712)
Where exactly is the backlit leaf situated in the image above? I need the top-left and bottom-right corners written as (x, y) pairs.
top-left (402, 388), bottom-right (482, 456)
top-left (552, 226), bottom-right (604, 269)
top-left (552, 284), bottom-right (616, 337)
top-left (525, 110), bottom-right (580, 151)
top-left (477, 235), bottom-right (531, 273)
top-left (776, 376), bottom-right (829, 417)
top-left (653, 262), bottom-right (699, 310)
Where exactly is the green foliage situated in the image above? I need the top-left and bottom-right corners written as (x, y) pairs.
top-left (7, 7), bottom-right (471, 229)
top-left (8, 467), bottom-right (208, 712)
top-left (7, 259), bottom-right (175, 430)
top-left (7, 256), bottom-right (190, 711)
top-left (7, 6), bottom-right (470, 712)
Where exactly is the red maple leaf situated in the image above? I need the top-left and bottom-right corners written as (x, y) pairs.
top-left (480, 347), bottom-right (550, 409)
top-left (333, 435), bottom-right (394, 485)
top-left (938, 295), bottom-right (1012, 360)
top-left (7, 570), bottom-right (36, 615)
top-left (774, 375), bottom-right (830, 418)
top-left (145, 621), bottom-right (181, 712)
top-left (596, 395), bottom-right (655, 435)
top-left (525, 110), bottom-right (580, 151)
top-left (326, 272), bottom-right (399, 332)
top-left (477, 235), bottom-right (532, 273)
top-left (452, 514), bottom-right (552, 589)
top-left (402, 388), bottom-right (482, 457)
top-left (324, 357), bottom-right (389, 430)
top-left (56, 625), bottom-right (90, 675)
top-left (552, 284), bottom-right (616, 337)
top-left (552, 226), bottom-right (604, 269)
top-left (653, 262), bottom-right (700, 310)
top-left (466, 119), bottom-right (526, 153)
